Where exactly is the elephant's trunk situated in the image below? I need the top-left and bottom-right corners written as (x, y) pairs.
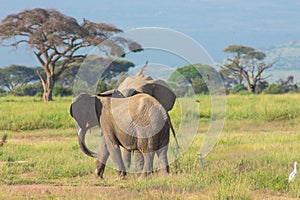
top-left (78, 128), bottom-right (98, 158)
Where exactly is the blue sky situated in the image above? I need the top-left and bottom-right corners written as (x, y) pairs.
top-left (0, 0), bottom-right (299, 67)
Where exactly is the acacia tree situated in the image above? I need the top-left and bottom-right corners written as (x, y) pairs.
top-left (0, 8), bottom-right (142, 101)
top-left (223, 45), bottom-right (274, 93)
top-left (0, 65), bottom-right (40, 91)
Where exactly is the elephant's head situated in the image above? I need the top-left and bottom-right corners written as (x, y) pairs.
top-left (70, 93), bottom-right (101, 158)
top-left (100, 72), bottom-right (176, 111)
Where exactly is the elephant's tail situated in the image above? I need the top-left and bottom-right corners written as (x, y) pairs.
top-left (168, 115), bottom-right (180, 150)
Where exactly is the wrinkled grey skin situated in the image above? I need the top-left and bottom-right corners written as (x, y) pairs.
top-left (97, 72), bottom-right (178, 175)
top-left (70, 93), bottom-right (171, 178)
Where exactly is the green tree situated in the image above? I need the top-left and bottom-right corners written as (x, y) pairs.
top-left (168, 64), bottom-right (217, 95)
top-left (263, 83), bottom-right (284, 94)
top-left (223, 45), bottom-right (274, 93)
top-left (219, 67), bottom-right (239, 88)
top-left (277, 76), bottom-right (298, 93)
top-left (55, 56), bottom-right (135, 87)
top-left (192, 77), bottom-right (208, 94)
top-left (256, 80), bottom-right (269, 94)
top-left (0, 65), bottom-right (40, 91)
top-left (0, 8), bottom-right (142, 101)
top-left (230, 84), bottom-right (247, 94)
top-left (52, 86), bottom-right (72, 97)
top-left (11, 82), bottom-right (43, 96)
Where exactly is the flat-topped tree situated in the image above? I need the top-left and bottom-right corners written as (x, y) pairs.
top-left (0, 8), bottom-right (142, 101)
top-left (0, 65), bottom-right (40, 91)
top-left (223, 45), bottom-right (274, 93)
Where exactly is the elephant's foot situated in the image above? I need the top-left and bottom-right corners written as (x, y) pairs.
top-left (94, 168), bottom-right (104, 179)
top-left (118, 171), bottom-right (127, 180)
top-left (95, 160), bottom-right (105, 179)
top-left (158, 165), bottom-right (170, 174)
top-left (157, 168), bottom-right (170, 177)
top-left (139, 172), bottom-right (153, 179)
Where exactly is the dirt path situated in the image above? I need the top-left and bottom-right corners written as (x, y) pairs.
top-left (1, 184), bottom-right (295, 200)
top-left (1, 184), bottom-right (141, 199)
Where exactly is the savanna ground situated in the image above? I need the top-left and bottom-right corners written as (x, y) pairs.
top-left (0, 94), bottom-right (300, 199)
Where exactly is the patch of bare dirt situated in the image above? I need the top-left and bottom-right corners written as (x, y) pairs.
top-left (1, 184), bottom-right (140, 199)
top-left (9, 136), bottom-right (70, 145)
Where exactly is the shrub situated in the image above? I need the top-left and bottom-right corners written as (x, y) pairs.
top-left (53, 86), bottom-right (72, 97)
top-left (230, 84), bottom-right (247, 94)
top-left (263, 84), bottom-right (284, 94)
top-left (192, 77), bottom-right (208, 94)
top-left (11, 82), bottom-right (43, 96)
top-left (0, 87), bottom-right (7, 96)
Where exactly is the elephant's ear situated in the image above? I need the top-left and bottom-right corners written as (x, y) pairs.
top-left (118, 72), bottom-right (176, 111)
top-left (70, 104), bottom-right (74, 118)
top-left (70, 93), bottom-right (102, 129)
top-left (140, 79), bottom-right (176, 111)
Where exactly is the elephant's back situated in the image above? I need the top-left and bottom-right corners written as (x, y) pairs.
top-left (129, 94), bottom-right (168, 128)
top-left (130, 93), bottom-right (165, 113)
top-left (100, 94), bottom-right (168, 140)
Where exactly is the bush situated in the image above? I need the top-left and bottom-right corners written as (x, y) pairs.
top-left (11, 82), bottom-right (43, 96)
top-left (230, 84), bottom-right (247, 94)
top-left (0, 88), bottom-right (7, 96)
top-left (53, 86), bottom-right (72, 97)
top-left (192, 77), bottom-right (208, 94)
top-left (263, 84), bottom-right (284, 94)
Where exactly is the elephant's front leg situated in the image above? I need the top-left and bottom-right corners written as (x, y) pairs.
top-left (105, 137), bottom-right (127, 178)
top-left (95, 135), bottom-right (109, 179)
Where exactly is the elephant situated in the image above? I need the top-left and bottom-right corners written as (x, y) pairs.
top-left (97, 70), bottom-right (178, 172)
top-left (70, 93), bottom-right (171, 178)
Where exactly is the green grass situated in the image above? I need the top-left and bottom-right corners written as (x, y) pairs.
top-left (0, 96), bottom-right (73, 131)
top-left (1, 94), bottom-right (300, 199)
top-left (1, 94), bottom-right (300, 131)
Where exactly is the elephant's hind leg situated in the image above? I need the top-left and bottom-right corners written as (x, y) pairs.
top-left (156, 145), bottom-right (170, 174)
top-left (134, 151), bottom-right (144, 173)
top-left (123, 150), bottom-right (131, 169)
top-left (141, 152), bottom-right (155, 178)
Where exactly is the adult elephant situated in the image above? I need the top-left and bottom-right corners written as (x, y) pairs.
top-left (98, 71), bottom-right (178, 171)
top-left (70, 93), bottom-right (171, 178)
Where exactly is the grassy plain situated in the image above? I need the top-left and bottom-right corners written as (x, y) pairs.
top-left (0, 94), bottom-right (300, 199)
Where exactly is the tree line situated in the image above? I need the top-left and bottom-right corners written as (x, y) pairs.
top-left (0, 8), bottom-right (298, 98)
top-left (0, 60), bottom-right (298, 97)
top-left (0, 57), bottom-right (135, 97)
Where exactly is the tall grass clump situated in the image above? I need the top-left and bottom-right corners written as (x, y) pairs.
top-left (226, 94), bottom-right (300, 121)
top-left (0, 96), bottom-right (74, 131)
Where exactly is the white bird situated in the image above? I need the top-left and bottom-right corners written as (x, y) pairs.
top-left (288, 161), bottom-right (297, 182)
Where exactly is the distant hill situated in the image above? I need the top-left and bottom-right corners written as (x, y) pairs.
top-left (263, 41), bottom-right (300, 82)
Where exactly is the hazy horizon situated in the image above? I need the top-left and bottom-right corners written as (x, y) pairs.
top-left (1, 0), bottom-right (299, 80)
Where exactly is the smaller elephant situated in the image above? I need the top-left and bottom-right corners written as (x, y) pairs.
top-left (70, 93), bottom-right (171, 178)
